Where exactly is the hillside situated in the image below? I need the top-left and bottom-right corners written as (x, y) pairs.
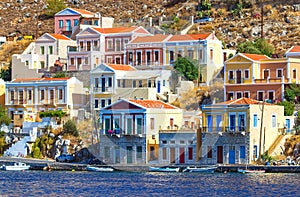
top-left (1, 0), bottom-right (300, 63)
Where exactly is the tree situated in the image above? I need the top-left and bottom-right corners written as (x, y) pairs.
top-left (39, 110), bottom-right (66, 124)
top-left (53, 71), bottom-right (67, 78)
top-left (237, 38), bottom-right (275, 57)
top-left (285, 83), bottom-right (300, 103)
top-left (0, 66), bottom-right (11, 81)
top-left (0, 107), bottom-right (11, 126)
top-left (62, 119), bottom-right (79, 137)
top-left (277, 101), bottom-right (294, 116)
top-left (45, 0), bottom-right (66, 17)
top-left (173, 57), bottom-right (198, 81)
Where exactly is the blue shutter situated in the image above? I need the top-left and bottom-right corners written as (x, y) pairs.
top-left (253, 114), bottom-right (257, 127)
top-left (240, 146), bottom-right (246, 159)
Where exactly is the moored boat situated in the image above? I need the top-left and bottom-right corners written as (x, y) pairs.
top-left (238, 168), bottom-right (265, 173)
top-left (3, 162), bottom-right (30, 171)
top-left (183, 166), bottom-right (217, 173)
top-left (149, 166), bottom-right (180, 172)
top-left (86, 166), bottom-right (114, 172)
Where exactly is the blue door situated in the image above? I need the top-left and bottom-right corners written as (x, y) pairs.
top-left (207, 115), bottom-right (213, 132)
top-left (157, 81), bottom-right (161, 93)
top-left (229, 146), bottom-right (235, 164)
top-left (285, 119), bottom-right (291, 133)
top-left (216, 115), bottom-right (222, 132)
top-left (229, 114), bottom-right (236, 132)
top-left (66, 20), bottom-right (71, 31)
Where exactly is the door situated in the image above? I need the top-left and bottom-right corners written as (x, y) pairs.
top-left (216, 115), bottom-right (222, 132)
top-left (101, 77), bottom-right (106, 92)
top-left (170, 148), bottom-right (175, 163)
top-left (229, 146), bottom-right (235, 164)
top-left (236, 70), bottom-right (242, 84)
top-left (229, 114), bottom-right (236, 132)
top-left (66, 20), bottom-right (71, 31)
top-left (285, 119), bottom-right (291, 133)
top-left (217, 146), bottom-right (223, 163)
top-left (179, 148), bottom-right (185, 164)
top-left (157, 81), bottom-right (161, 93)
top-left (127, 146), bottom-right (132, 164)
top-left (150, 146), bottom-right (155, 160)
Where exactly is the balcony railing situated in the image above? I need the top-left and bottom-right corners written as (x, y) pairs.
top-left (93, 87), bottom-right (113, 93)
top-left (228, 78), bottom-right (245, 84)
top-left (100, 129), bottom-right (144, 137)
top-left (128, 60), bottom-right (164, 67)
top-left (202, 126), bottom-right (247, 133)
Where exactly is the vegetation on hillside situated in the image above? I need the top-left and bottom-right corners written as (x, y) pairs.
top-left (45, 0), bottom-right (67, 17)
top-left (237, 38), bottom-right (275, 57)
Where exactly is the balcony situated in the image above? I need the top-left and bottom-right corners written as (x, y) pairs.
top-left (100, 129), bottom-right (145, 137)
top-left (202, 126), bottom-right (248, 133)
top-left (93, 87), bottom-right (113, 94)
top-left (255, 77), bottom-right (288, 84)
top-left (228, 78), bottom-right (244, 84)
top-left (128, 60), bottom-right (165, 68)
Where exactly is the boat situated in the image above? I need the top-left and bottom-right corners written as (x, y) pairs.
top-left (86, 166), bottom-right (114, 172)
top-left (183, 166), bottom-right (217, 173)
top-left (149, 166), bottom-right (180, 172)
top-left (3, 162), bottom-right (30, 171)
top-left (238, 168), bottom-right (265, 173)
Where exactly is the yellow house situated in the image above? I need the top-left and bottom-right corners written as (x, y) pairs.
top-left (201, 97), bottom-right (285, 164)
top-left (0, 79), bottom-right (5, 107)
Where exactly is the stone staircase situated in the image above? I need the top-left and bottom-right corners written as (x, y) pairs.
top-left (269, 134), bottom-right (291, 156)
top-left (4, 128), bottom-right (37, 157)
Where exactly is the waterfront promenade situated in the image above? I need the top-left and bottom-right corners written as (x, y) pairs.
top-left (1, 157), bottom-right (300, 173)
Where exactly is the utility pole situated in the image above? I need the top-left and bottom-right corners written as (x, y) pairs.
top-left (258, 99), bottom-right (265, 162)
top-left (260, 0), bottom-right (264, 38)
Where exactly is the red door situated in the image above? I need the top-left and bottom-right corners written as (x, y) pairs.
top-left (217, 146), bottom-right (223, 163)
top-left (179, 148), bottom-right (185, 164)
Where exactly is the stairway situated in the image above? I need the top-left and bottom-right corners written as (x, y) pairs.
top-left (268, 134), bottom-right (290, 156)
top-left (4, 128), bottom-right (37, 157)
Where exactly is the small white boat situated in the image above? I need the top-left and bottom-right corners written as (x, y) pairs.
top-left (149, 166), bottom-right (180, 172)
top-left (238, 168), bottom-right (265, 173)
top-left (183, 166), bottom-right (217, 173)
top-left (86, 166), bottom-right (114, 172)
top-left (3, 162), bottom-right (30, 171)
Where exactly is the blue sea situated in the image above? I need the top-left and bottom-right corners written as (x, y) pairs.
top-left (0, 171), bottom-right (299, 196)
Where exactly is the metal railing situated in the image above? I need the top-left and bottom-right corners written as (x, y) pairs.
top-left (202, 126), bottom-right (247, 133)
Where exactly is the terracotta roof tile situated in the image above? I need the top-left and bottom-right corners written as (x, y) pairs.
top-left (289, 46), bottom-right (300, 53)
top-left (168, 33), bottom-right (211, 41)
top-left (218, 97), bottom-right (271, 105)
top-left (107, 64), bottom-right (136, 71)
top-left (130, 100), bottom-right (177, 109)
top-left (131, 34), bottom-right (170, 43)
top-left (93, 27), bottom-right (138, 34)
top-left (241, 53), bottom-right (270, 61)
top-left (50, 34), bottom-right (71, 40)
top-left (71, 8), bottom-right (94, 15)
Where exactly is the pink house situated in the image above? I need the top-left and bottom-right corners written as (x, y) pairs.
top-left (67, 26), bottom-right (151, 71)
top-left (54, 8), bottom-right (97, 38)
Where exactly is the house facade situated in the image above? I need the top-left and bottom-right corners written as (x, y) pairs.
top-left (201, 97), bottom-right (285, 164)
top-left (224, 53), bottom-right (300, 102)
top-left (12, 33), bottom-right (76, 79)
top-left (98, 99), bottom-right (183, 164)
top-left (5, 77), bottom-right (87, 129)
top-left (90, 63), bottom-right (173, 111)
top-left (67, 26), bottom-right (151, 71)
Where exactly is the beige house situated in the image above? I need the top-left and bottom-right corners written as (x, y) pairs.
top-left (5, 77), bottom-right (87, 129)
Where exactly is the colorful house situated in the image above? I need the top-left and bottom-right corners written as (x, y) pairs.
top-left (67, 26), bottom-right (151, 71)
top-left (5, 77), bottom-right (87, 130)
top-left (90, 63), bottom-right (173, 110)
top-left (201, 97), bottom-right (285, 164)
top-left (54, 8), bottom-right (114, 38)
top-left (11, 33), bottom-right (76, 79)
top-left (98, 99), bottom-right (183, 164)
top-left (224, 53), bottom-right (300, 101)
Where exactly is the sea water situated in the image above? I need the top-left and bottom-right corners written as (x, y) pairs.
top-left (0, 171), bottom-right (298, 196)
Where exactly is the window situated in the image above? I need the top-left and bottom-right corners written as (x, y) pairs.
top-left (148, 80), bottom-right (152, 88)
top-left (163, 80), bottom-right (166, 86)
top-left (79, 41), bottom-right (83, 49)
top-left (107, 39), bottom-right (113, 50)
top-left (170, 140), bottom-right (175, 144)
top-left (139, 80), bottom-right (142, 87)
top-left (199, 49), bottom-right (203, 60)
top-left (84, 57), bottom-right (88, 64)
top-left (228, 92), bottom-right (234, 100)
top-left (154, 51), bottom-right (159, 62)
top-left (236, 92), bottom-right (242, 99)
top-left (293, 69), bottom-right (297, 79)
top-left (268, 91), bottom-right (274, 101)
top-left (263, 69), bottom-right (269, 79)
top-left (115, 39), bottom-right (121, 51)
top-left (59, 20), bottom-right (63, 28)
top-left (244, 69), bottom-right (249, 79)
top-left (162, 148), bottom-right (167, 160)
top-left (40, 46), bottom-right (44, 55)
top-left (123, 39), bottom-right (129, 50)
top-left (253, 145), bottom-right (258, 159)
top-left (132, 80), bottom-right (136, 88)
top-left (188, 147), bottom-right (193, 160)
top-left (104, 117), bottom-right (111, 131)
top-left (150, 118), bottom-right (154, 130)
top-left (136, 117), bottom-right (142, 134)
top-left (188, 50), bottom-right (193, 59)
top-left (240, 146), bottom-right (246, 159)
top-left (137, 146), bottom-right (142, 159)
top-left (180, 140), bottom-right (185, 144)
top-left (228, 70), bottom-right (234, 80)
top-left (94, 99), bottom-right (99, 109)
top-left (210, 49), bottom-right (213, 60)
top-left (272, 115), bottom-right (276, 128)
top-left (108, 77), bottom-right (112, 87)
top-left (276, 69), bottom-right (283, 78)
top-left (74, 19), bottom-right (78, 26)
top-left (207, 146), bottom-right (212, 158)
top-left (10, 90), bottom-right (14, 101)
top-left (244, 91), bottom-right (250, 98)
top-left (238, 113), bottom-right (246, 131)
top-left (28, 90), bottom-right (32, 101)
top-left (117, 79), bottom-right (121, 87)
top-left (101, 99), bottom-right (105, 108)
top-left (25, 61), bottom-right (29, 66)
top-left (59, 89), bottom-right (63, 100)
top-left (126, 117), bottom-right (133, 134)
top-left (70, 58), bottom-right (74, 65)
top-left (108, 99), bottom-right (111, 105)
top-left (257, 91), bottom-right (264, 101)
top-left (49, 46), bottom-right (53, 55)
top-left (50, 89), bottom-right (54, 101)
top-left (170, 118), bottom-right (174, 128)
top-left (18, 90), bottom-right (23, 104)
top-left (40, 89), bottom-right (45, 101)
top-left (253, 114), bottom-right (258, 127)
top-left (162, 140), bottom-right (167, 144)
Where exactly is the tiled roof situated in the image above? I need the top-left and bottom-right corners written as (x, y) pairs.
top-left (168, 33), bottom-right (211, 41)
top-left (130, 99), bottom-right (177, 109)
top-left (241, 53), bottom-right (270, 61)
top-left (107, 64), bottom-right (136, 71)
top-left (13, 77), bottom-right (71, 82)
top-left (218, 97), bottom-right (271, 105)
top-left (288, 46), bottom-right (300, 53)
top-left (50, 34), bottom-right (71, 40)
top-left (131, 34), bottom-right (170, 43)
top-left (93, 27), bottom-right (138, 34)
top-left (71, 8), bottom-right (94, 15)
